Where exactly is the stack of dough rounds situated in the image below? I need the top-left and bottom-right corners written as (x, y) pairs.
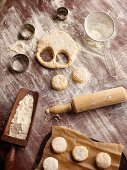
top-left (96, 152), bottom-right (111, 169)
top-left (72, 68), bottom-right (87, 83)
top-left (72, 145), bottom-right (89, 162)
top-left (52, 137), bottom-right (67, 153)
top-left (51, 74), bottom-right (68, 90)
top-left (43, 157), bottom-right (58, 170)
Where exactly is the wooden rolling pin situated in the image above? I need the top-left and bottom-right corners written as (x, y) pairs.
top-left (46, 87), bottom-right (127, 114)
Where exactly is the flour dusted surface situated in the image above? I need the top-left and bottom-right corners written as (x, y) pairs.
top-left (9, 94), bottom-right (34, 139)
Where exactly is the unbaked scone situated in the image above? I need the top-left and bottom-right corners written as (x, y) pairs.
top-left (96, 152), bottom-right (111, 169)
top-left (43, 157), bottom-right (58, 170)
top-left (52, 137), bottom-right (67, 153)
top-left (72, 146), bottom-right (88, 162)
top-left (51, 74), bottom-right (68, 90)
top-left (72, 68), bottom-right (87, 83)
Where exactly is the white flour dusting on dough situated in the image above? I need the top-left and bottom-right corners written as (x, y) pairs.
top-left (9, 94), bottom-right (34, 139)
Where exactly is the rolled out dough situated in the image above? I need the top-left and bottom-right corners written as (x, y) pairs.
top-left (36, 30), bottom-right (78, 69)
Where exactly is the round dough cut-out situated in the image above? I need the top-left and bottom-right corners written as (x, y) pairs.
top-left (51, 74), bottom-right (68, 90)
top-left (43, 157), bottom-right (58, 170)
top-left (72, 68), bottom-right (87, 83)
top-left (72, 145), bottom-right (89, 162)
top-left (96, 152), bottom-right (111, 169)
top-left (36, 30), bottom-right (78, 69)
top-left (52, 137), bottom-right (67, 153)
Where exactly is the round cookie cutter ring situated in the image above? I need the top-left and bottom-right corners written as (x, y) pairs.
top-left (10, 54), bottom-right (29, 73)
top-left (20, 24), bottom-right (35, 40)
top-left (56, 7), bottom-right (68, 20)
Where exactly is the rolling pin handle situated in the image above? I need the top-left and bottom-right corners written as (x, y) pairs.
top-left (46, 103), bottom-right (72, 115)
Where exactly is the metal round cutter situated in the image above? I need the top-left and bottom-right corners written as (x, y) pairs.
top-left (20, 24), bottom-right (35, 40)
top-left (56, 7), bottom-right (68, 20)
top-left (10, 54), bottom-right (29, 73)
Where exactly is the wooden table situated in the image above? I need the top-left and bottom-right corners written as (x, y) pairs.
top-left (0, 0), bottom-right (127, 169)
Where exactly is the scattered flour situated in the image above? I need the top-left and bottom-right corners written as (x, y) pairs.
top-left (7, 10), bottom-right (59, 55)
top-left (51, 0), bottom-right (65, 9)
top-left (9, 41), bottom-right (27, 54)
top-left (85, 36), bottom-right (103, 50)
top-left (9, 94), bottom-right (34, 139)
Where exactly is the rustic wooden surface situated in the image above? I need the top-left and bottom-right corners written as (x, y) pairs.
top-left (1, 0), bottom-right (127, 169)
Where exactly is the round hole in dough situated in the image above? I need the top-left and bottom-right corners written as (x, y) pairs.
top-left (52, 137), bottom-right (67, 153)
top-left (40, 47), bottom-right (54, 62)
top-left (51, 74), bottom-right (68, 91)
top-left (72, 145), bottom-right (89, 162)
top-left (96, 152), bottom-right (111, 169)
top-left (72, 68), bottom-right (87, 83)
top-left (56, 52), bottom-right (68, 64)
top-left (43, 157), bottom-right (58, 170)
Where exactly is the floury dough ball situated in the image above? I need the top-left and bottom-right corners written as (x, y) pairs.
top-left (43, 157), bottom-right (58, 170)
top-left (96, 152), bottom-right (111, 169)
top-left (52, 137), bottom-right (67, 153)
top-left (72, 68), bottom-right (88, 83)
top-left (72, 145), bottom-right (89, 161)
top-left (51, 74), bottom-right (68, 90)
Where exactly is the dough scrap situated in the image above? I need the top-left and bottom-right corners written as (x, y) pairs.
top-left (43, 157), bottom-right (58, 170)
top-left (52, 137), bottom-right (67, 153)
top-left (36, 30), bottom-right (78, 69)
top-left (72, 146), bottom-right (88, 162)
top-left (51, 74), bottom-right (68, 90)
top-left (96, 152), bottom-right (111, 169)
top-left (72, 68), bottom-right (87, 83)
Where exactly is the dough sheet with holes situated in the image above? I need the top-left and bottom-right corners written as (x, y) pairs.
top-left (36, 30), bottom-right (78, 69)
